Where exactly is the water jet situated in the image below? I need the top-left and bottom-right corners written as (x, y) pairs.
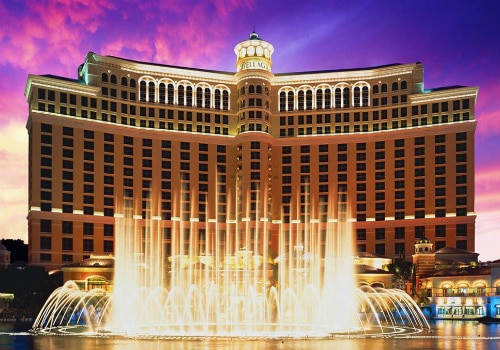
top-left (32, 196), bottom-right (429, 338)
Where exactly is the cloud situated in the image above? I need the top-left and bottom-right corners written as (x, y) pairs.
top-left (475, 209), bottom-right (500, 262)
top-left (475, 166), bottom-right (500, 211)
top-left (475, 85), bottom-right (500, 137)
top-left (0, 0), bottom-right (115, 74)
top-left (474, 165), bottom-right (500, 261)
top-left (0, 74), bottom-right (27, 123)
top-left (0, 120), bottom-right (28, 241)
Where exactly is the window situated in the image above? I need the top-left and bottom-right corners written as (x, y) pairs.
top-left (356, 229), bottom-right (366, 240)
top-left (40, 220), bottom-right (51, 232)
top-left (395, 227), bottom-right (405, 239)
top-left (456, 224), bottom-right (467, 236)
top-left (375, 228), bottom-right (385, 240)
top-left (436, 225), bottom-right (446, 237)
top-left (415, 226), bottom-right (425, 239)
top-left (58, 221), bottom-right (73, 235)
top-left (83, 239), bottom-right (94, 252)
top-left (62, 238), bottom-right (73, 251)
top-left (395, 243), bottom-right (405, 256)
top-left (456, 240), bottom-right (467, 250)
top-left (83, 223), bottom-right (94, 235)
top-left (40, 237), bottom-right (51, 250)
top-left (375, 243), bottom-right (385, 256)
top-left (104, 241), bottom-right (114, 253)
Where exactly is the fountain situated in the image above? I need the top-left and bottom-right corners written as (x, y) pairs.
top-left (32, 194), bottom-right (430, 338)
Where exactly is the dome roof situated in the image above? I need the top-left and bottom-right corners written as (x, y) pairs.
top-left (62, 254), bottom-right (114, 268)
top-left (415, 237), bottom-right (432, 244)
top-left (356, 251), bottom-right (390, 259)
top-left (249, 30), bottom-right (261, 40)
top-left (0, 243), bottom-right (7, 251)
top-left (435, 246), bottom-right (478, 255)
top-left (234, 33), bottom-right (274, 58)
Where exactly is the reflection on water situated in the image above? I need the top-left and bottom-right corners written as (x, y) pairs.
top-left (1, 321), bottom-right (500, 350)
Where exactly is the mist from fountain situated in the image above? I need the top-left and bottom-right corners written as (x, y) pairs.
top-left (32, 191), bottom-right (430, 337)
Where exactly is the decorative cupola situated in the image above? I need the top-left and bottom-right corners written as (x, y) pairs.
top-left (412, 237), bottom-right (436, 289)
top-left (414, 237), bottom-right (434, 254)
top-left (234, 31), bottom-right (274, 73)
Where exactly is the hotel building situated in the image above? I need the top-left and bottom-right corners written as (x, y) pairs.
top-left (25, 32), bottom-right (477, 270)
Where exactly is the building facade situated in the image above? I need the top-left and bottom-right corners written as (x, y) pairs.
top-left (413, 240), bottom-right (500, 320)
top-left (25, 32), bottom-right (477, 270)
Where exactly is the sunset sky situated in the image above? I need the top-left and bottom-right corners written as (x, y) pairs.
top-left (0, 1), bottom-right (499, 260)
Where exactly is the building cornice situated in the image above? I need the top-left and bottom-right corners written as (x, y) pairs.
top-left (271, 63), bottom-right (419, 86)
top-left (409, 86), bottom-right (479, 104)
top-left (26, 74), bottom-right (99, 100)
top-left (88, 54), bottom-right (425, 88)
top-left (90, 53), bottom-right (237, 85)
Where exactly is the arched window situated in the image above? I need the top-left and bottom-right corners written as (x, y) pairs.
top-left (381, 83), bottom-right (387, 93)
top-left (249, 85), bottom-right (255, 94)
top-left (353, 86), bottom-right (361, 107)
top-left (373, 85), bottom-right (379, 94)
top-left (298, 90), bottom-right (305, 111)
top-left (279, 91), bottom-right (286, 111)
top-left (186, 86), bottom-right (193, 106)
top-left (324, 89), bottom-right (331, 109)
top-left (316, 90), bottom-right (323, 109)
top-left (167, 84), bottom-right (174, 104)
top-left (265, 87), bottom-right (269, 96)
top-left (392, 82), bottom-right (399, 91)
top-left (401, 80), bottom-right (408, 90)
top-left (256, 85), bottom-right (262, 94)
top-left (110, 75), bottom-right (117, 84)
top-left (87, 276), bottom-right (109, 291)
top-left (196, 87), bottom-right (203, 107)
top-left (362, 86), bottom-right (369, 106)
top-left (102, 73), bottom-right (108, 83)
top-left (474, 283), bottom-right (486, 296)
top-left (240, 86), bottom-right (245, 96)
top-left (204, 88), bottom-right (211, 108)
top-left (214, 89), bottom-right (221, 110)
top-left (287, 91), bottom-right (294, 111)
top-left (222, 90), bottom-right (229, 110)
top-left (139, 81), bottom-right (147, 102)
top-left (352, 82), bottom-right (369, 107)
top-left (306, 90), bottom-right (313, 110)
top-left (342, 87), bottom-right (350, 108)
top-left (130, 79), bottom-right (136, 88)
top-left (121, 77), bottom-right (128, 86)
top-left (148, 81), bottom-right (155, 102)
top-left (334, 88), bottom-right (342, 108)
top-left (178, 85), bottom-right (185, 106)
top-left (159, 83), bottom-right (166, 103)
top-left (442, 283), bottom-right (453, 296)
top-left (458, 283), bottom-right (469, 296)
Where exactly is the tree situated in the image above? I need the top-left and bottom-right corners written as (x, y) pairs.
top-left (0, 266), bottom-right (62, 318)
top-left (1, 239), bottom-right (28, 263)
top-left (415, 288), bottom-right (431, 306)
top-left (385, 259), bottom-right (415, 292)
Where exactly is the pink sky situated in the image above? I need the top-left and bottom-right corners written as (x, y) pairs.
top-left (1, 1), bottom-right (499, 260)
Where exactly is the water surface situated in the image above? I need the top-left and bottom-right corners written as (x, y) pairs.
top-left (1, 320), bottom-right (499, 350)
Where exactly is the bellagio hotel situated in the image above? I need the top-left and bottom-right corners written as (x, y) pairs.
top-left (25, 32), bottom-right (477, 270)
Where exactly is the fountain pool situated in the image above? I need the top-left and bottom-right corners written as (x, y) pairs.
top-left (32, 198), bottom-right (429, 338)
